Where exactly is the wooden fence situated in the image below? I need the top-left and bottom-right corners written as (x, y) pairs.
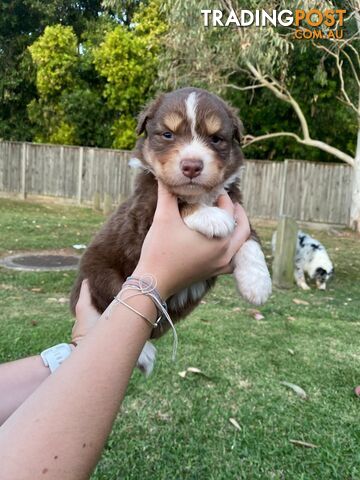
top-left (0, 141), bottom-right (352, 226)
top-left (241, 159), bottom-right (352, 226)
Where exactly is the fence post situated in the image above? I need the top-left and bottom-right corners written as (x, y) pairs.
top-left (93, 192), bottom-right (101, 211)
top-left (279, 159), bottom-right (289, 216)
top-left (103, 193), bottom-right (113, 215)
top-left (21, 143), bottom-right (27, 199)
top-left (272, 215), bottom-right (297, 289)
top-left (77, 147), bottom-right (84, 205)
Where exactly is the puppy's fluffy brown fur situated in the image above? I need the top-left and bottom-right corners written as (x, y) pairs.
top-left (70, 88), bottom-right (270, 341)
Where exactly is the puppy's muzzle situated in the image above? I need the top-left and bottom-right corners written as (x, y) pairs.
top-left (181, 159), bottom-right (204, 179)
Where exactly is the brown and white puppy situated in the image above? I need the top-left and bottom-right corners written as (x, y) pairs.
top-left (70, 87), bottom-right (271, 375)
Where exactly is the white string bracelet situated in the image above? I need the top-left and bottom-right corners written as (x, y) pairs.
top-left (120, 275), bottom-right (178, 361)
top-left (113, 296), bottom-right (156, 329)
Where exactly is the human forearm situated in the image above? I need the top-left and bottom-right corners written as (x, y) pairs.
top-left (0, 355), bottom-right (50, 425)
top-left (0, 293), bottom-right (156, 480)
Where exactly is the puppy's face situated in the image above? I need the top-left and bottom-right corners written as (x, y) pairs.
top-left (135, 88), bottom-right (244, 197)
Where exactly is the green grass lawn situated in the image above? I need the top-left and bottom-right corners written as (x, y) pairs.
top-left (0, 197), bottom-right (359, 480)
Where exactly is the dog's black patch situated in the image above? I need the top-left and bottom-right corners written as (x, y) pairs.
top-left (315, 267), bottom-right (327, 281)
top-left (299, 235), bottom-right (306, 247)
top-left (311, 243), bottom-right (321, 250)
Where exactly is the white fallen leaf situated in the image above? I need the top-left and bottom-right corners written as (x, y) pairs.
top-left (287, 316), bottom-right (296, 321)
top-left (292, 298), bottom-right (310, 306)
top-left (281, 381), bottom-right (308, 400)
top-left (229, 418), bottom-right (241, 431)
top-left (187, 367), bottom-right (202, 374)
top-left (290, 439), bottom-right (318, 448)
top-left (72, 244), bottom-right (87, 249)
top-left (287, 348), bottom-right (295, 355)
top-left (178, 367), bottom-right (208, 379)
top-left (247, 309), bottom-right (265, 321)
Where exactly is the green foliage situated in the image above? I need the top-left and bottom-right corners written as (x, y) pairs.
top-left (24, 1), bottom-right (164, 148)
top-left (61, 88), bottom-right (113, 147)
top-left (159, 0), bottom-right (357, 162)
top-left (93, 26), bottom-right (152, 111)
top-left (2, 0), bottom-right (357, 161)
top-left (234, 41), bottom-right (358, 161)
top-left (28, 25), bottom-right (80, 144)
top-left (111, 115), bottom-right (137, 149)
top-left (92, 0), bottom-right (165, 148)
top-left (0, 0), bottom-right (103, 142)
top-left (29, 25), bottom-right (78, 98)
top-left (160, 0), bottom-right (291, 92)
top-left (28, 16), bottom-right (115, 146)
top-left (101, 0), bottom-right (144, 26)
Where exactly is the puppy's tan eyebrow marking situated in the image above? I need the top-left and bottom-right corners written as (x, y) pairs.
top-left (205, 114), bottom-right (221, 135)
top-left (163, 113), bottom-right (184, 132)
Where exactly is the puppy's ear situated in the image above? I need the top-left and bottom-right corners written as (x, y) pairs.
top-left (228, 107), bottom-right (244, 144)
top-left (136, 94), bottom-right (165, 135)
top-left (233, 116), bottom-right (244, 144)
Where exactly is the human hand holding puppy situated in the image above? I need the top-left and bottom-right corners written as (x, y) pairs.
top-left (133, 181), bottom-right (251, 300)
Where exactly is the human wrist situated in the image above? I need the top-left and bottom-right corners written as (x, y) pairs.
top-left (118, 289), bottom-right (158, 323)
top-left (131, 266), bottom-right (170, 300)
top-left (40, 343), bottom-right (73, 373)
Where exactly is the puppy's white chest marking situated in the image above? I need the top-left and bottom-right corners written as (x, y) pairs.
top-left (184, 205), bottom-right (235, 238)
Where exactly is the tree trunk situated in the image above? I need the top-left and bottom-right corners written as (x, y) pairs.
top-left (350, 129), bottom-right (360, 232)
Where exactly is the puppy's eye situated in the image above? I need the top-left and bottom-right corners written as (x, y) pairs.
top-left (162, 131), bottom-right (173, 139)
top-left (210, 135), bottom-right (223, 144)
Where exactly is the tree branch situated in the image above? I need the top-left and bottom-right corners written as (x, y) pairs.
top-left (243, 132), bottom-right (354, 167)
top-left (218, 4), bottom-right (358, 169)
top-left (336, 56), bottom-right (359, 114)
top-left (224, 83), bottom-right (265, 92)
top-left (245, 62), bottom-right (311, 140)
top-left (341, 48), bottom-right (360, 87)
top-left (243, 132), bottom-right (302, 145)
top-left (315, 42), bottom-right (359, 116)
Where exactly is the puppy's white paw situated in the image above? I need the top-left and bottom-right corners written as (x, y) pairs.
top-left (233, 239), bottom-right (272, 305)
top-left (137, 341), bottom-right (156, 377)
top-left (184, 206), bottom-right (235, 238)
top-left (299, 282), bottom-right (311, 291)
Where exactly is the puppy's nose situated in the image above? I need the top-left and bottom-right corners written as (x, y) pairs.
top-left (181, 159), bottom-right (204, 179)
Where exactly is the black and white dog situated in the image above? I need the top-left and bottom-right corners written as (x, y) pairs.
top-left (272, 230), bottom-right (334, 290)
top-left (294, 231), bottom-right (334, 290)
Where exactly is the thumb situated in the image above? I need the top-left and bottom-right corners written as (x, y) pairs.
top-left (154, 180), bottom-right (180, 220)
